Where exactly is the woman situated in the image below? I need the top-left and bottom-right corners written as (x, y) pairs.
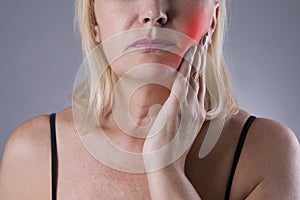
top-left (0, 0), bottom-right (299, 199)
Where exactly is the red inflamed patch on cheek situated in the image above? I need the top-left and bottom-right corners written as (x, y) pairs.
top-left (185, 6), bottom-right (213, 42)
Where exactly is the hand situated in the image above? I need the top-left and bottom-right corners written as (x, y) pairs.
top-left (142, 44), bottom-right (207, 173)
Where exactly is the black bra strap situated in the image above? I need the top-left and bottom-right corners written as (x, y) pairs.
top-left (224, 115), bottom-right (256, 200)
top-left (50, 113), bottom-right (57, 200)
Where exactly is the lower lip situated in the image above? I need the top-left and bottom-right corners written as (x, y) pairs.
top-left (131, 44), bottom-right (174, 51)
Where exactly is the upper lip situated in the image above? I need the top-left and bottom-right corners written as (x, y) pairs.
top-left (129, 38), bottom-right (175, 49)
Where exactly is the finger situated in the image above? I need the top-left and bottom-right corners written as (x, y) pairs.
top-left (198, 46), bottom-right (207, 103)
top-left (170, 46), bottom-right (197, 103)
top-left (178, 46), bottom-right (197, 78)
top-left (189, 45), bottom-right (201, 95)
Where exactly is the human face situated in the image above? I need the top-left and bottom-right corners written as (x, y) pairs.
top-left (93, 0), bottom-right (218, 77)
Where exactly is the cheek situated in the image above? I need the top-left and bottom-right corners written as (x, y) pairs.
top-left (176, 4), bottom-right (214, 43)
top-left (191, 11), bottom-right (213, 41)
top-left (94, 4), bottom-right (130, 41)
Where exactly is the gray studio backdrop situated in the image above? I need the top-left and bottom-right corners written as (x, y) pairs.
top-left (0, 0), bottom-right (299, 163)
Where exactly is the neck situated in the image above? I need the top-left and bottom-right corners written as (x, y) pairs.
top-left (106, 73), bottom-right (171, 133)
top-left (129, 83), bottom-right (170, 125)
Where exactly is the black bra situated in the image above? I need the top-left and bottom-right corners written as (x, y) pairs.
top-left (49, 113), bottom-right (256, 200)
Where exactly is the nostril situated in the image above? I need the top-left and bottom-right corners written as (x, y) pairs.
top-left (140, 11), bottom-right (168, 26)
top-left (144, 18), bottom-right (151, 23)
top-left (157, 18), bottom-right (164, 25)
top-left (143, 17), bottom-right (167, 26)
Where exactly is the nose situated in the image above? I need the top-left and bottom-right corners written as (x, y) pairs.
top-left (138, 1), bottom-right (168, 26)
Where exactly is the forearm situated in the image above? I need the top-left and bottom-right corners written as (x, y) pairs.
top-left (146, 165), bottom-right (201, 200)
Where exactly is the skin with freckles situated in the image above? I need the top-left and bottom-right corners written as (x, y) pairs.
top-left (0, 0), bottom-right (299, 199)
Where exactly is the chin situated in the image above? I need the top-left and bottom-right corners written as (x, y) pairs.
top-left (112, 51), bottom-right (182, 74)
top-left (112, 62), bottom-right (178, 85)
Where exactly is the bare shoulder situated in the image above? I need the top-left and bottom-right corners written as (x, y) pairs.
top-left (235, 113), bottom-right (300, 199)
top-left (251, 117), bottom-right (298, 144)
top-left (244, 116), bottom-right (299, 158)
top-left (1, 114), bottom-right (51, 163)
top-left (0, 114), bottom-right (52, 199)
top-left (246, 116), bottom-right (299, 168)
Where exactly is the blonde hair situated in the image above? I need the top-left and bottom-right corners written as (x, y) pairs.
top-left (73, 0), bottom-right (239, 127)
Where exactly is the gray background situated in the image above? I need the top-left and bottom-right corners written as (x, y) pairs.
top-left (0, 0), bottom-right (299, 163)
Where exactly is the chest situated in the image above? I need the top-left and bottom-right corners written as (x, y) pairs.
top-left (53, 115), bottom-right (251, 199)
top-left (57, 160), bottom-right (151, 200)
top-left (55, 144), bottom-right (231, 200)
